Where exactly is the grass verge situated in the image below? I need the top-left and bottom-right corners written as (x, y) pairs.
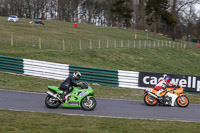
top-left (0, 110), bottom-right (200, 133)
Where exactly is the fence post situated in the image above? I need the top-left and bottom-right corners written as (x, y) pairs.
top-left (138, 40), bottom-right (140, 48)
top-left (11, 35), bottom-right (13, 46)
top-left (39, 37), bottom-right (41, 49)
top-left (128, 40), bottom-right (130, 48)
top-left (46, 37), bottom-right (49, 47)
top-left (62, 39), bottom-right (65, 50)
top-left (99, 40), bottom-right (100, 49)
top-left (80, 40), bottom-right (82, 50)
top-left (55, 39), bottom-right (57, 45)
top-left (149, 40), bottom-right (151, 47)
top-left (90, 40), bottom-right (92, 50)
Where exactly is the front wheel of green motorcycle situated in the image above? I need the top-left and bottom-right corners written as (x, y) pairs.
top-left (81, 97), bottom-right (96, 111)
top-left (45, 95), bottom-right (61, 108)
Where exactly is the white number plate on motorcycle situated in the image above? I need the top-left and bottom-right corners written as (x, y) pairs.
top-left (146, 88), bottom-right (153, 92)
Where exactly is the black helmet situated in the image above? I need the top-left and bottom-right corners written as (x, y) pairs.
top-left (73, 71), bottom-right (81, 80)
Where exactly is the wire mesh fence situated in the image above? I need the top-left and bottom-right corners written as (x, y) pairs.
top-left (1, 35), bottom-right (199, 51)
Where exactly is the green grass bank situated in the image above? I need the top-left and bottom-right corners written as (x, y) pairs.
top-left (0, 110), bottom-right (200, 133)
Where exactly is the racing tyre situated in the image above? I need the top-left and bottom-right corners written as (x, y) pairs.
top-left (45, 95), bottom-right (61, 108)
top-left (81, 97), bottom-right (96, 111)
top-left (176, 95), bottom-right (189, 107)
top-left (144, 94), bottom-right (158, 106)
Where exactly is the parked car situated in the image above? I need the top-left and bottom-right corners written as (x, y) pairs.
top-left (8, 15), bottom-right (19, 22)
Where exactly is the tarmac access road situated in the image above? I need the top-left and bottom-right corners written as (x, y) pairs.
top-left (0, 89), bottom-right (200, 122)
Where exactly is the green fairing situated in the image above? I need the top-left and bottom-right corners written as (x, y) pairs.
top-left (62, 86), bottom-right (94, 108)
top-left (47, 82), bottom-right (95, 108)
top-left (48, 86), bottom-right (62, 93)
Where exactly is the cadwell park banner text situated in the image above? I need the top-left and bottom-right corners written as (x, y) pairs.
top-left (139, 72), bottom-right (200, 92)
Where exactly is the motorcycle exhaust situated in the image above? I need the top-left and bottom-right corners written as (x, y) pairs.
top-left (47, 91), bottom-right (58, 98)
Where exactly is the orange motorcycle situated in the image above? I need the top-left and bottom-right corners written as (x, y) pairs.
top-left (144, 85), bottom-right (189, 107)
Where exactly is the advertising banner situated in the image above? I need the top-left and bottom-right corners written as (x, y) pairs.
top-left (139, 72), bottom-right (200, 92)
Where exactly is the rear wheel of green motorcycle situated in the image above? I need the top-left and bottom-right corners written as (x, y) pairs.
top-left (45, 95), bottom-right (61, 108)
top-left (81, 97), bottom-right (96, 111)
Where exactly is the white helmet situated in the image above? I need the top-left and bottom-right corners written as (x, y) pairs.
top-left (73, 71), bottom-right (81, 80)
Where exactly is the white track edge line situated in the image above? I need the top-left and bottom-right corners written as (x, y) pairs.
top-left (0, 108), bottom-right (196, 123)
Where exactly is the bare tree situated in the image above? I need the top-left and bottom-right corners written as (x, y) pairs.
top-left (169, 0), bottom-right (200, 40)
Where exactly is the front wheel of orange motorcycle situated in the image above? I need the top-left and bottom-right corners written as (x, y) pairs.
top-left (176, 95), bottom-right (189, 107)
top-left (144, 94), bottom-right (158, 106)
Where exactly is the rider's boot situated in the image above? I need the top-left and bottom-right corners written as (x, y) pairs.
top-left (58, 98), bottom-right (65, 103)
top-left (59, 92), bottom-right (66, 103)
top-left (65, 93), bottom-right (71, 101)
top-left (156, 89), bottom-right (164, 98)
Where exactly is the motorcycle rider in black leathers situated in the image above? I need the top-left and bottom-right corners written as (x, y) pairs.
top-left (59, 71), bottom-right (82, 102)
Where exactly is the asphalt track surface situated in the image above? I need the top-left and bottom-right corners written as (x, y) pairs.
top-left (0, 89), bottom-right (200, 122)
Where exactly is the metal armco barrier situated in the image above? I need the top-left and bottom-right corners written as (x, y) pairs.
top-left (0, 55), bottom-right (120, 87)
top-left (118, 70), bottom-right (142, 89)
top-left (23, 59), bottom-right (69, 80)
top-left (0, 55), bottom-right (199, 92)
top-left (0, 55), bottom-right (23, 74)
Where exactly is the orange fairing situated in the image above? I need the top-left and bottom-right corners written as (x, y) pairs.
top-left (146, 87), bottom-right (183, 96)
top-left (166, 87), bottom-right (183, 95)
top-left (145, 88), bottom-right (158, 94)
top-left (160, 91), bottom-right (166, 96)
top-left (152, 89), bottom-right (158, 94)
top-left (175, 88), bottom-right (183, 94)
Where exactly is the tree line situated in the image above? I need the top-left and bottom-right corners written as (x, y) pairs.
top-left (0, 0), bottom-right (200, 41)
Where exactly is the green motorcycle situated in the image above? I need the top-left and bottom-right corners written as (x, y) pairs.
top-left (45, 82), bottom-right (96, 111)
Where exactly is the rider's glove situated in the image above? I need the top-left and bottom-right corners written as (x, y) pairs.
top-left (174, 84), bottom-right (179, 88)
top-left (77, 84), bottom-right (83, 88)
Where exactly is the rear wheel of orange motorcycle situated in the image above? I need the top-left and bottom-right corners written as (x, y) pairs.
top-left (176, 95), bottom-right (189, 107)
top-left (144, 94), bottom-right (158, 106)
